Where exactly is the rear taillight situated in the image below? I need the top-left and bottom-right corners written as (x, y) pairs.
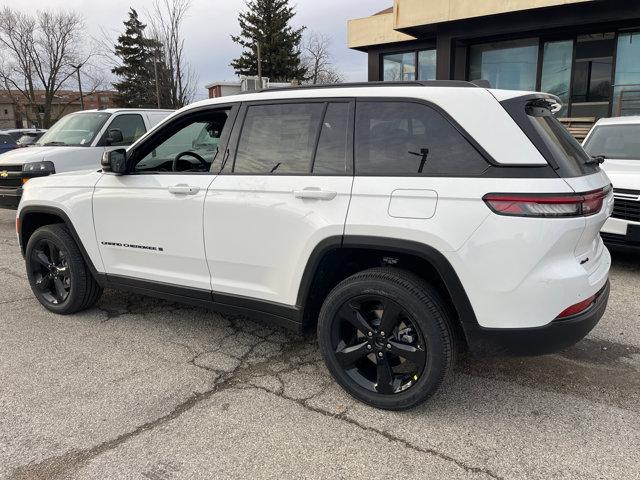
top-left (557, 294), bottom-right (596, 318)
top-left (483, 186), bottom-right (611, 218)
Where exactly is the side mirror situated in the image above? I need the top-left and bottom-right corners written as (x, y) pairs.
top-left (101, 149), bottom-right (127, 174)
top-left (105, 128), bottom-right (124, 146)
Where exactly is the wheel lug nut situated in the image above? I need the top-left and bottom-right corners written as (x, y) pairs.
top-left (367, 332), bottom-right (373, 337)
top-left (386, 344), bottom-right (391, 349)
top-left (366, 344), bottom-right (372, 350)
top-left (377, 352), bottom-right (383, 358)
top-left (380, 331), bottom-right (385, 337)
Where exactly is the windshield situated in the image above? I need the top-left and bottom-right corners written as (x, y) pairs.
top-left (584, 125), bottom-right (640, 160)
top-left (36, 112), bottom-right (111, 147)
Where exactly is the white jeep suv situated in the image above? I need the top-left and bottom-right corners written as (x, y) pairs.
top-left (15, 82), bottom-right (613, 410)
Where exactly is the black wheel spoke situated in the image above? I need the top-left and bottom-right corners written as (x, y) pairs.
top-left (379, 300), bottom-right (402, 334)
top-left (33, 250), bottom-right (51, 267)
top-left (47, 241), bottom-right (59, 264)
top-left (341, 303), bottom-right (374, 336)
top-left (375, 353), bottom-right (395, 394)
top-left (35, 274), bottom-right (52, 292)
top-left (53, 277), bottom-right (66, 301)
top-left (335, 341), bottom-right (370, 368)
top-left (388, 340), bottom-right (426, 366)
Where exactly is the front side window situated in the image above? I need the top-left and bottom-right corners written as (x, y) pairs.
top-left (36, 112), bottom-right (111, 147)
top-left (355, 101), bottom-right (489, 176)
top-left (584, 125), bottom-right (640, 160)
top-left (233, 103), bottom-right (324, 174)
top-left (469, 38), bottom-right (539, 91)
top-left (0, 134), bottom-right (14, 145)
top-left (102, 114), bottom-right (146, 146)
top-left (135, 109), bottom-right (230, 173)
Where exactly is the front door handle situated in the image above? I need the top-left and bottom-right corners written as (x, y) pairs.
top-left (169, 184), bottom-right (200, 195)
top-left (293, 187), bottom-right (337, 201)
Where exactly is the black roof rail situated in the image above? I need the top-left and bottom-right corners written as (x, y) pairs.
top-left (252, 80), bottom-right (478, 93)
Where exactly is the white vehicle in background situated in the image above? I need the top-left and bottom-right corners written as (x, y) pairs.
top-left (583, 117), bottom-right (640, 247)
top-left (0, 108), bottom-right (173, 209)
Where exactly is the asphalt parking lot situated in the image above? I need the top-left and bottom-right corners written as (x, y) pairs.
top-left (0, 208), bottom-right (639, 480)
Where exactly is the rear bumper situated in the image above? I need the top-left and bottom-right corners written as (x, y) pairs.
top-left (601, 217), bottom-right (640, 247)
top-left (463, 280), bottom-right (609, 356)
top-left (0, 187), bottom-right (21, 209)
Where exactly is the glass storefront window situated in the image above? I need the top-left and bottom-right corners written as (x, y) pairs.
top-left (383, 52), bottom-right (416, 81)
top-left (469, 38), bottom-right (539, 91)
top-left (540, 40), bottom-right (573, 117)
top-left (613, 31), bottom-right (640, 116)
top-left (418, 50), bottom-right (436, 81)
top-left (382, 50), bottom-right (436, 81)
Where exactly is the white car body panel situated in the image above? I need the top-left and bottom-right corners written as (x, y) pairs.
top-left (205, 175), bottom-right (353, 305)
top-left (19, 171), bottom-right (105, 272)
top-left (92, 174), bottom-right (216, 290)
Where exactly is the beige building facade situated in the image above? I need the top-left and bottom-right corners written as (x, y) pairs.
top-left (348, 0), bottom-right (640, 119)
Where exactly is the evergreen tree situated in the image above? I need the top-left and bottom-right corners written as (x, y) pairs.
top-left (112, 9), bottom-right (157, 108)
top-left (231, 0), bottom-right (307, 82)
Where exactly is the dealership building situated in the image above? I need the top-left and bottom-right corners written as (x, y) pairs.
top-left (348, 0), bottom-right (640, 126)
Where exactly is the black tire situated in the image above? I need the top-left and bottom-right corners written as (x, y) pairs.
top-left (25, 224), bottom-right (103, 314)
top-left (317, 267), bottom-right (455, 410)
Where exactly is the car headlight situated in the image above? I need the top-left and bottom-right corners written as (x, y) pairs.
top-left (22, 161), bottom-right (55, 175)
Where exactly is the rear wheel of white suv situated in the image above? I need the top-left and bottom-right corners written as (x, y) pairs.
top-left (25, 224), bottom-right (103, 314)
top-left (317, 268), bottom-right (455, 410)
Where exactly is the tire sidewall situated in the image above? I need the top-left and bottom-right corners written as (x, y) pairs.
top-left (318, 274), bottom-right (451, 410)
top-left (25, 226), bottom-right (79, 314)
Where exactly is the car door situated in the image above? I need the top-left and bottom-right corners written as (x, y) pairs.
top-left (92, 105), bottom-right (238, 292)
top-left (204, 100), bottom-right (354, 306)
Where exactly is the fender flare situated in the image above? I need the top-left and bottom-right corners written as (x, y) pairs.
top-left (296, 235), bottom-right (479, 327)
top-left (19, 205), bottom-right (103, 283)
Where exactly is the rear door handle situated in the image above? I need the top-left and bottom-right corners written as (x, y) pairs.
top-left (169, 184), bottom-right (200, 195)
top-left (293, 187), bottom-right (337, 200)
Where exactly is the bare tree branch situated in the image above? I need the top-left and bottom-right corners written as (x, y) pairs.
top-left (301, 31), bottom-right (344, 85)
top-left (147, 0), bottom-right (197, 108)
top-left (0, 7), bottom-right (105, 128)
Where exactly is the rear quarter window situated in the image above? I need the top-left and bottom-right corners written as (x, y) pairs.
top-left (354, 101), bottom-right (490, 176)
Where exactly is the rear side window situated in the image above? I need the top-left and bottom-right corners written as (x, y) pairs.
top-left (354, 101), bottom-right (489, 176)
top-left (313, 103), bottom-right (350, 174)
top-left (104, 114), bottom-right (147, 146)
top-left (501, 97), bottom-right (599, 177)
top-left (234, 103), bottom-right (324, 174)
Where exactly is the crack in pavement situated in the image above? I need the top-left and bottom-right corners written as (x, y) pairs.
top-left (0, 297), bottom-right (32, 306)
top-left (248, 383), bottom-right (504, 480)
top-left (10, 321), bottom-right (503, 480)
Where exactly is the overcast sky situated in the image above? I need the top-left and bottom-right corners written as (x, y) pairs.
top-left (21, 0), bottom-right (390, 100)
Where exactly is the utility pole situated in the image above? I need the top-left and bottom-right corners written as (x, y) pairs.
top-left (256, 41), bottom-right (263, 88)
top-left (153, 54), bottom-right (161, 108)
top-left (72, 64), bottom-right (84, 110)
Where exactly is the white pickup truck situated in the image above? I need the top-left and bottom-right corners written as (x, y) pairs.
top-left (0, 108), bottom-right (173, 209)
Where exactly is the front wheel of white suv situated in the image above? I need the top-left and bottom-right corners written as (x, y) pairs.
top-left (25, 224), bottom-right (103, 314)
top-left (317, 268), bottom-right (455, 410)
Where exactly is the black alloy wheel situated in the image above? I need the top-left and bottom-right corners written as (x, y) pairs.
top-left (29, 238), bottom-right (71, 305)
top-left (332, 295), bottom-right (427, 395)
top-left (318, 268), bottom-right (455, 410)
top-left (25, 224), bottom-right (103, 314)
